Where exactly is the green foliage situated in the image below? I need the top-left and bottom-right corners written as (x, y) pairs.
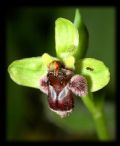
top-left (74, 9), bottom-right (89, 58)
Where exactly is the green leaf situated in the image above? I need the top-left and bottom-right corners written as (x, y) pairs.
top-left (75, 58), bottom-right (110, 92)
top-left (8, 53), bottom-right (58, 89)
top-left (55, 17), bottom-right (79, 60)
top-left (74, 9), bottom-right (89, 58)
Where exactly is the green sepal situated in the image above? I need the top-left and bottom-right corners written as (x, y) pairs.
top-left (55, 9), bottom-right (88, 61)
top-left (75, 58), bottom-right (110, 92)
top-left (55, 17), bottom-right (79, 60)
top-left (8, 53), bottom-right (58, 89)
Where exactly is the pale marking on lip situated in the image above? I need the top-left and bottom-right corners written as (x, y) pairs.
top-left (49, 108), bottom-right (72, 118)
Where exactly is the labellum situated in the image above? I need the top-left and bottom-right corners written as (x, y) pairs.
top-left (39, 60), bottom-right (88, 118)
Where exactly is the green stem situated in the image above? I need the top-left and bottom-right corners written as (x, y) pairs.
top-left (81, 92), bottom-right (110, 140)
top-left (93, 111), bottom-right (110, 140)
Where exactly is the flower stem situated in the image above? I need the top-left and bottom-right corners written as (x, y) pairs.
top-left (81, 92), bottom-right (110, 140)
top-left (93, 111), bottom-right (110, 140)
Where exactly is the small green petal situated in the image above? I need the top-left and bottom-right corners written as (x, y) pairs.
top-left (41, 53), bottom-right (59, 66)
top-left (62, 56), bottom-right (75, 70)
top-left (55, 17), bottom-right (79, 60)
top-left (8, 53), bottom-right (58, 89)
top-left (75, 58), bottom-right (110, 92)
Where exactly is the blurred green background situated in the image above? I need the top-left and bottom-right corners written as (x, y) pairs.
top-left (6, 7), bottom-right (116, 141)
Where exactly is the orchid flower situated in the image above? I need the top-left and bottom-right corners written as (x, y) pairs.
top-left (8, 9), bottom-right (110, 140)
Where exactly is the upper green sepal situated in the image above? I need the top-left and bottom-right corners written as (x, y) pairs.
top-left (55, 9), bottom-right (88, 60)
top-left (55, 17), bottom-right (79, 60)
top-left (8, 53), bottom-right (58, 89)
top-left (75, 58), bottom-right (110, 92)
